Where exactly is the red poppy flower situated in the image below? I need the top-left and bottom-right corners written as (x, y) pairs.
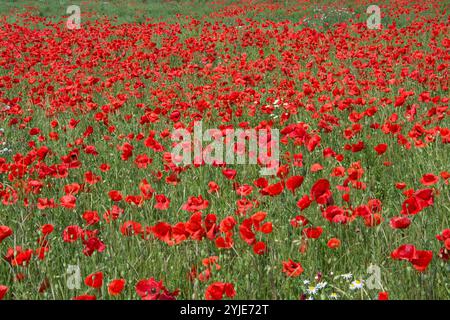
top-left (108, 190), bottom-right (123, 202)
top-left (85, 272), bottom-right (103, 289)
top-left (172, 222), bottom-right (188, 244)
top-left (253, 177), bottom-right (268, 188)
top-left (235, 198), bottom-right (255, 216)
top-left (413, 188), bottom-right (434, 208)
top-left (364, 213), bottom-right (382, 227)
top-left (108, 279), bottom-right (126, 296)
top-left (310, 179), bottom-right (332, 205)
top-left (327, 238), bottom-right (341, 249)
top-left (222, 168), bottom-right (237, 180)
top-left (260, 222), bottom-right (273, 234)
top-left (236, 184), bottom-right (253, 196)
top-left (296, 195), bottom-right (312, 211)
top-left (125, 195), bottom-right (144, 206)
top-left (391, 244), bottom-right (417, 261)
top-left (261, 182), bottom-right (284, 196)
top-left (135, 278), bottom-right (178, 300)
top-left (6, 247), bottom-right (33, 267)
top-left (62, 225), bottom-right (83, 243)
top-left (118, 142), bottom-right (133, 161)
top-left (282, 259), bottom-right (304, 277)
top-left (139, 179), bottom-right (154, 199)
top-left (121, 221), bottom-right (143, 236)
top-left (205, 282), bottom-right (235, 300)
top-left (60, 194), bottom-right (76, 209)
top-left (84, 145), bottom-right (98, 156)
top-left (198, 269), bottom-right (212, 282)
top-left (103, 205), bottom-right (124, 222)
top-left (395, 182), bottom-right (407, 190)
top-left (310, 163), bottom-right (323, 172)
top-left (152, 222), bottom-right (172, 243)
top-left (251, 211), bottom-right (267, 224)
top-left (374, 143), bottom-right (388, 155)
top-left (64, 183), bottom-right (81, 195)
top-left (72, 294), bottom-right (96, 300)
top-left (441, 171), bottom-right (450, 184)
top-left (286, 175), bottom-right (304, 194)
top-left (41, 224), bottom-right (54, 235)
top-left (182, 195), bottom-right (209, 212)
top-left (436, 229), bottom-right (450, 245)
top-left (208, 181), bottom-right (220, 194)
top-left (154, 194), bottom-right (170, 210)
top-left (0, 226), bottom-right (13, 243)
top-left (323, 206), bottom-right (348, 224)
top-left (82, 236), bottom-right (106, 256)
top-left (0, 285), bottom-right (8, 300)
top-left (420, 173), bottom-right (439, 186)
top-left (290, 215), bottom-right (309, 228)
top-left (253, 241), bottom-right (267, 255)
top-left (99, 163), bottom-right (110, 172)
top-left (303, 226), bottom-right (323, 239)
top-left (82, 211), bottom-right (100, 226)
top-left (219, 216), bottom-right (237, 233)
top-left (389, 216), bottom-right (411, 229)
top-left (410, 250), bottom-right (433, 272)
top-left (354, 205), bottom-right (371, 217)
top-left (401, 197), bottom-right (421, 215)
top-left (378, 292), bottom-right (389, 300)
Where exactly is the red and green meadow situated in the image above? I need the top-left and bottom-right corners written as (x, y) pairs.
top-left (0, 0), bottom-right (449, 300)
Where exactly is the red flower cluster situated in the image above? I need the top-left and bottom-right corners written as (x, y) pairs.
top-left (205, 282), bottom-right (236, 300)
top-left (391, 244), bottom-right (433, 272)
top-left (239, 211), bottom-right (272, 255)
top-left (136, 278), bottom-right (179, 300)
top-left (436, 229), bottom-right (450, 261)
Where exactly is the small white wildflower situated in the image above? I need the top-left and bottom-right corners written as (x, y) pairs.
top-left (329, 292), bottom-right (339, 299)
top-left (306, 285), bottom-right (318, 295)
top-left (350, 279), bottom-right (364, 290)
top-left (316, 282), bottom-right (328, 289)
top-left (303, 280), bottom-right (310, 285)
top-left (341, 273), bottom-right (353, 280)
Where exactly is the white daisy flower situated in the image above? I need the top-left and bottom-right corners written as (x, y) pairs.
top-left (329, 292), bottom-right (339, 299)
top-left (350, 279), bottom-right (364, 290)
top-left (306, 285), bottom-right (318, 295)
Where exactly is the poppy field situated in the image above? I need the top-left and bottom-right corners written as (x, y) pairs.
top-left (0, 0), bottom-right (449, 300)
